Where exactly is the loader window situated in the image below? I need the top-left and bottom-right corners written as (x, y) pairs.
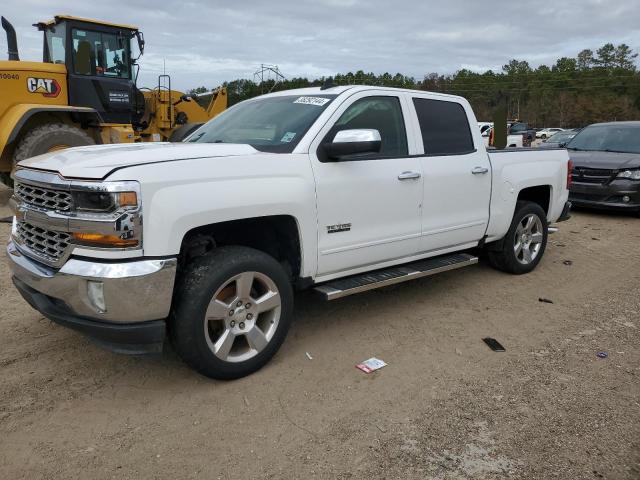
top-left (72, 29), bottom-right (130, 79)
top-left (44, 25), bottom-right (66, 64)
top-left (188, 95), bottom-right (337, 153)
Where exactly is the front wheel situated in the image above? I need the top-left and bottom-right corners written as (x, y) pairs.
top-left (170, 246), bottom-right (294, 380)
top-left (487, 201), bottom-right (548, 274)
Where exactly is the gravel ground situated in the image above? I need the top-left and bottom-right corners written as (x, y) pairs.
top-left (0, 183), bottom-right (638, 479)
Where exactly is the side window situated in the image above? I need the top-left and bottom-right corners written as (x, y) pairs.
top-left (327, 96), bottom-right (408, 158)
top-left (413, 98), bottom-right (474, 155)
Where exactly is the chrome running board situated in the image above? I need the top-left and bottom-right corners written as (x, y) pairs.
top-left (313, 253), bottom-right (478, 301)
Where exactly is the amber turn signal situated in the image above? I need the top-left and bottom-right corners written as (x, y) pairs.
top-left (117, 191), bottom-right (138, 208)
top-left (72, 232), bottom-right (139, 248)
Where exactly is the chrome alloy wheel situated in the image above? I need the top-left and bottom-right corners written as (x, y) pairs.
top-left (204, 271), bottom-right (281, 363)
top-left (514, 213), bottom-right (544, 265)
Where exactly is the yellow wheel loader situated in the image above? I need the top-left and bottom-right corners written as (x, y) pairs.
top-left (0, 15), bottom-right (227, 185)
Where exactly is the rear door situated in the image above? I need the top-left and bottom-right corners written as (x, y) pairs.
top-left (410, 96), bottom-right (492, 253)
top-left (309, 91), bottom-right (423, 277)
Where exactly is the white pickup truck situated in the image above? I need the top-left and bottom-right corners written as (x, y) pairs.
top-left (7, 85), bottom-right (572, 379)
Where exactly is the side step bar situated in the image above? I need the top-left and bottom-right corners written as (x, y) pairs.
top-left (313, 253), bottom-right (478, 301)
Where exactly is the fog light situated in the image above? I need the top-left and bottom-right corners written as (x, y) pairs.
top-left (87, 281), bottom-right (106, 313)
top-left (622, 195), bottom-right (630, 203)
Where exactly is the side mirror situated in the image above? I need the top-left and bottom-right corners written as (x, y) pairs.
top-left (322, 129), bottom-right (381, 161)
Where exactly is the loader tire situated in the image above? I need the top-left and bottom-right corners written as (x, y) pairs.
top-left (14, 123), bottom-right (95, 165)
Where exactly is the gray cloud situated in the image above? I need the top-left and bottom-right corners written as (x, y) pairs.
top-left (1, 0), bottom-right (639, 91)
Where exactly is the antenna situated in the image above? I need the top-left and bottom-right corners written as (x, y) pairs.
top-left (253, 64), bottom-right (285, 94)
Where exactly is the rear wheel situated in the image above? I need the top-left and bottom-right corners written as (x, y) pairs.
top-left (487, 201), bottom-right (548, 274)
top-left (170, 246), bottom-right (294, 380)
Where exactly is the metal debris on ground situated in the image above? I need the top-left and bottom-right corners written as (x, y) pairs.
top-left (356, 357), bottom-right (387, 374)
top-left (305, 352), bottom-right (313, 360)
top-left (597, 351), bottom-right (608, 359)
top-left (539, 298), bottom-right (554, 304)
top-left (482, 337), bottom-right (506, 352)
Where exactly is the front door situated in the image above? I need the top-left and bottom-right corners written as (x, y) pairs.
top-left (309, 92), bottom-right (423, 277)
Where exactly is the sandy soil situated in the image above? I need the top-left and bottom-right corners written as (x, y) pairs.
top-left (0, 184), bottom-right (638, 479)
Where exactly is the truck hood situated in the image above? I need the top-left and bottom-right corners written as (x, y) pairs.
top-left (568, 150), bottom-right (640, 170)
top-left (17, 142), bottom-right (261, 179)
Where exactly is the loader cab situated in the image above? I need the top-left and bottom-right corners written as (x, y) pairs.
top-left (37, 15), bottom-right (144, 124)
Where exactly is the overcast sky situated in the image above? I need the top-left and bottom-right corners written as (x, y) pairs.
top-left (1, 0), bottom-right (639, 91)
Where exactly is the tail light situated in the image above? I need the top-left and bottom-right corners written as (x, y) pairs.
top-left (567, 159), bottom-right (573, 189)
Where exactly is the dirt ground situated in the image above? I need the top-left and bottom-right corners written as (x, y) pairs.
top-left (0, 184), bottom-right (639, 479)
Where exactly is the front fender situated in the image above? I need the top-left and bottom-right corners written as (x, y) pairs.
top-left (108, 154), bottom-right (319, 278)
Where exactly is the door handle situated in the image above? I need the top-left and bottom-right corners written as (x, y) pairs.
top-left (471, 166), bottom-right (489, 175)
top-left (398, 171), bottom-right (421, 180)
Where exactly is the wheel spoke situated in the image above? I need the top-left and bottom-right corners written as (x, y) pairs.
top-left (531, 232), bottom-right (543, 243)
top-left (525, 215), bottom-right (535, 232)
top-left (235, 272), bottom-right (255, 299)
top-left (516, 223), bottom-right (524, 235)
top-left (213, 329), bottom-right (235, 359)
top-left (245, 326), bottom-right (268, 352)
top-left (254, 290), bottom-right (280, 314)
top-left (514, 241), bottom-right (523, 256)
top-left (522, 247), bottom-right (533, 263)
top-left (206, 299), bottom-right (231, 320)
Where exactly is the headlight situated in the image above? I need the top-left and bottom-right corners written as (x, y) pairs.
top-left (69, 180), bottom-right (142, 249)
top-left (73, 190), bottom-right (138, 212)
top-left (617, 169), bottom-right (640, 180)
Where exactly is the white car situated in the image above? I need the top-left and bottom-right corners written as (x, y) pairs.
top-left (7, 85), bottom-right (572, 379)
top-left (482, 126), bottom-right (524, 148)
top-left (536, 128), bottom-right (565, 139)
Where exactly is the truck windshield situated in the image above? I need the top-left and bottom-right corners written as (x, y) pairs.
top-left (188, 94), bottom-right (337, 153)
top-left (567, 124), bottom-right (640, 154)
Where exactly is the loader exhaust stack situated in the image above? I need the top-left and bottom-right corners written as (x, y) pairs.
top-left (1, 16), bottom-right (20, 60)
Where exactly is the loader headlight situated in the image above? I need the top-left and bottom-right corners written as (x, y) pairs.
top-left (617, 169), bottom-right (640, 180)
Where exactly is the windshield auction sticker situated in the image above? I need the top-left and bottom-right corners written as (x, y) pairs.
top-left (293, 96), bottom-right (331, 106)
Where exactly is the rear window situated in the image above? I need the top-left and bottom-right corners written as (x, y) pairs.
top-left (413, 98), bottom-right (474, 155)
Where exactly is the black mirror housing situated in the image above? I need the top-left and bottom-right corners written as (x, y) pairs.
top-left (323, 140), bottom-right (382, 161)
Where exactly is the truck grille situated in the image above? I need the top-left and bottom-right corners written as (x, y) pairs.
top-left (14, 182), bottom-right (72, 212)
top-left (14, 221), bottom-right (72, 266)
top-left (571, 167), bottom-right (616, 185)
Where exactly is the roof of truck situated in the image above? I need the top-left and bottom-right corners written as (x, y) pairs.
top-left (263, 85), bottom-right (466, 102)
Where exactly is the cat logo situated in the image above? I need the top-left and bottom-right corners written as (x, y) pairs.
top-left (26, 77), bottom-right (61, 98)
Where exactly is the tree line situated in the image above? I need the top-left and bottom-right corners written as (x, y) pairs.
top-left (190, 43), bottom-right (640, 128)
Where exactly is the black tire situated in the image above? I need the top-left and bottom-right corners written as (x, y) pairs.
top-left (170, 246), bottom-right (294, 380)
top-left (168, 123), bottom-right (203, 142)
top-left (487, 201), bottom-right (548, 274)
top-left (14, 123), bottom-right (95, 164)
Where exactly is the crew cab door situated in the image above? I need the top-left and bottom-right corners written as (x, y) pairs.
top-left (409, 96), bottom-right (492, 253)
top-left (309, 92), bottom-right (423, 277)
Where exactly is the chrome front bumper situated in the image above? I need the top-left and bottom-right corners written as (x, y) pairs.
top-left (7, 240), bottom-right (177, 323)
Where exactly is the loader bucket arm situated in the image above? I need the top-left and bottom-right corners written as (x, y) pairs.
top-left (206, 87), bottom-right (227, 119)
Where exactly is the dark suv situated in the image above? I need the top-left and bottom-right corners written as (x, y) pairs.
top-left (567, 122), bottom-right (640, 213)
